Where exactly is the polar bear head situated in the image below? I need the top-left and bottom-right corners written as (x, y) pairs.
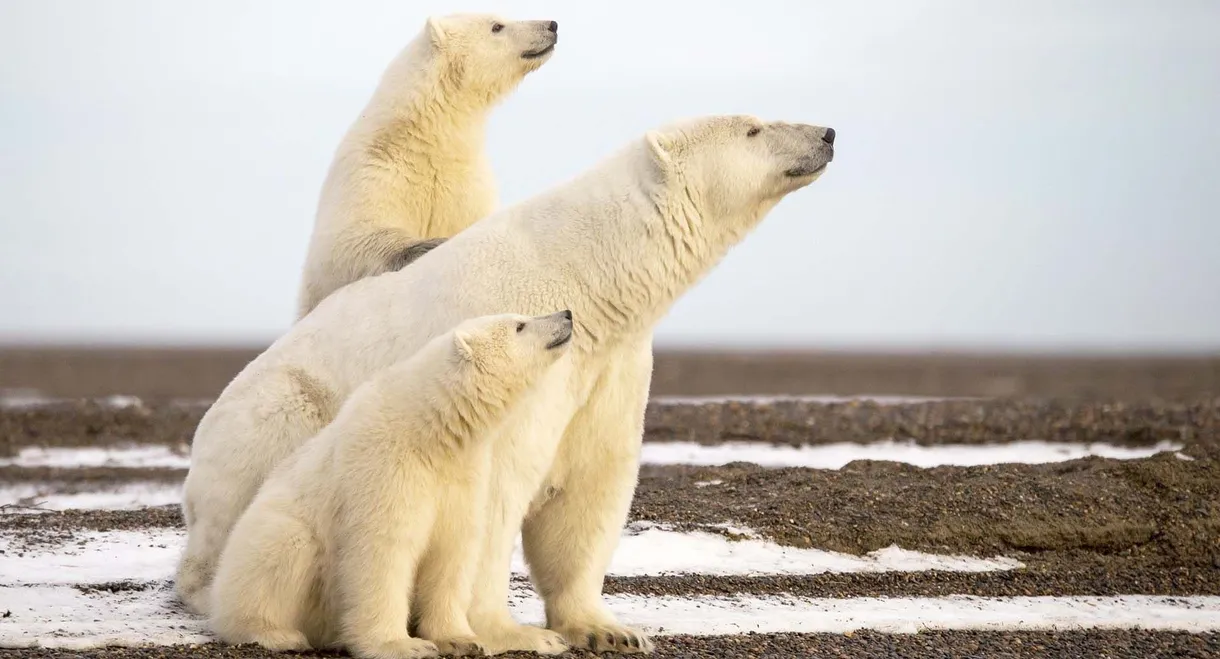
top-left (425, 13), bottom-right (559, 101)
top-left (645, 115), bottom-right (836, 236)
top-left (450, 310), bottom-right (573, 387)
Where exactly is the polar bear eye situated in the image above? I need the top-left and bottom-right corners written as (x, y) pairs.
top-left (515, 322), bottom-right (525, 333)
top-left (746, 127), bottom-right (761, 138)
top-left (491, 23), bottom-right (505, 33)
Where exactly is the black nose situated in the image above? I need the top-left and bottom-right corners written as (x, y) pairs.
top-left (822, 128), bottom-right (836, 146)
top-left (547, 21), bottom-right (558, 33)
top-left (561, 309), bottom-right (572, 321)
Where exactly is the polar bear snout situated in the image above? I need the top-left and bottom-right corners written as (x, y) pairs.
top-left (519, 20), bottom-right (559, 60)
top-left (529, 310), bottom-right (574, 351)
top-left (779, 123), bottom-right (836, 179)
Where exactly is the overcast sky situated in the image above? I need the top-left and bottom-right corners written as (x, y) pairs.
top-left (1, 0), bottom-right (1218, 350)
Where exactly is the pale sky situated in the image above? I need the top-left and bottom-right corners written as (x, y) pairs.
top-left (1, 0), bottom-right (1218, 350)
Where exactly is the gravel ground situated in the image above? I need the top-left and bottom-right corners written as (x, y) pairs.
top-left (3, 384), bottom-right (1219, 658)
top-left (3, 397), bottom-right (1218, 457)
top-left (3, 631), bottom-right (1218, 659)
top-left (6, 448), bottom-right (1218, 563)
top-left (4, 436), bottom-right (1218, 598)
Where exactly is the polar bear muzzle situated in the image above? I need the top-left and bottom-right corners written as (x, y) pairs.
top-left (778, 123), bottom-right (836, 178)
top-left (518, 20), bottom-right (558, 59)
top-left (533, 309), bottom-right (574, 350)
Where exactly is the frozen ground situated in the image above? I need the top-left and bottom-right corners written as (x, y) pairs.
top-left (0, 438), bottom-right (1186, 511)
top-left (3, 584), bottom-right (1218, 649)
top-left (0, 523), bottom-right (1023, 586)
top-left (1, 392), bottom-right (1216, 656)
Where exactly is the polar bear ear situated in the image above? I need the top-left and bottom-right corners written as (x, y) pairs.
top-left (426, 16), bottom-right (448, 47)
top-left (452, 330), bottom-right (476, 362)
top-left (645, 130), bottom-right (673, 168)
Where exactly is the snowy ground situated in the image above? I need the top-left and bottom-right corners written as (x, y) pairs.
top-left (0, 438), bottom-right (1187, 512)
top-left (1, 393), bottom-right (1216, 653)
top-left (4, 521), bottom-right (1218, 649)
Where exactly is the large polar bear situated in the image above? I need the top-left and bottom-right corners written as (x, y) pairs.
top-left (180, 114), bottom-right (836, 654)
top-left (209, 311), bottom-right (574, 659)
top-left (296, 13), bottom-right (559, 318)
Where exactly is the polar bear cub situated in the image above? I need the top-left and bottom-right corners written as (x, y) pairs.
top-left (296, 13), bottom-right (559, 318)
top-left (208, 310), bottom-right (575, 659)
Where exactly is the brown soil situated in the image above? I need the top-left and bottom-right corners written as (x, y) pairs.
top-left (3, 397), bottom-right (1218, 458)
top-left (0, 465), bottom-right (186, 486)
top-left (631, 455), bottom-right (1220, 566)
top-left (645, 397), bottom-right (1220, 448)
top-left (3, 631), bottom-right (1217, 659)
top-left (596, 562), bottom-right (1220, 598)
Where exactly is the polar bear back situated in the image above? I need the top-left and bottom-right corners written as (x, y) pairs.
top-left (286, 181), bottom-right (605, 394)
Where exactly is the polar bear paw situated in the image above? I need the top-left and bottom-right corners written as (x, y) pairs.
top-left (432, 636), bottom-right (486, 657)
top-left (475, 624), bottom-right (567, 656)
top-left (351, 637), bottom-right (440, 659)
top-left (556, 623), bottom-right (654, 654)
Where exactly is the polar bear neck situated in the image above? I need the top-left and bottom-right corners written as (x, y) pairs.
top-left (425, 385), bottom-right (500, 451)
top-left (523, 143), bottom-right (776, 348)
top-left (381, 343), bottom-right (525, 452)
top-left (322, 40), bottom-right (499, 239)
top-left (368, 37), bottom-right (503, 138)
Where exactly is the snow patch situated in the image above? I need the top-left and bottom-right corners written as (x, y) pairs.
top-left (3, 585), bottom-right (1219, 649)
top-left (0, 585), bottom-right (210, 649)
top-left (641, 438), bottom-right (1184, 469)
top-left (0, 482), bottom-right (183, 513)
top-left (0, 392), bottom-right (147, 410)
top-left (0, 445), bottom-right (190, 469)
top-left (1, 524), bottom-right (1021, 586)
top-left (651, 394), bottom-right (964, 405)
top-left (0, 438), bottom-right (1182, 477)
top-left (515, 522), bottom-right (1022, 576)
top-left (0, 530), bottom-right (181, 585)
top-left (0, 389), bottom-right (53, 409)
top-left (559, 592), bottom-right (1220, 636)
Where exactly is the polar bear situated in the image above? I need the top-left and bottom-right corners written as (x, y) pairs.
top-left (296, 13), bottom-right (559, 318)
top-left (208, 311), bottom-right (574, 659)
top-left (179, 114), bottom-right (836, 654)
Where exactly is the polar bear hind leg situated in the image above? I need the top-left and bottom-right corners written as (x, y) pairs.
top-left (178, 366), bottom-right (339, 613)
top-left (209, 508), bottom-right (320, 651)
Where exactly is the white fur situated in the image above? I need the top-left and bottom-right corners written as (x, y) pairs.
top-left (180, 114), bottom-right (835, 654)
top-left (208, 312), bottom-right (573, 659)
top-left (296, 13), bottom-right (558, 318)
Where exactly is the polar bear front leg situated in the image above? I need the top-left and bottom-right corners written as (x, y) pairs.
top-left (521, 343), bottom-right (655, 654)
top-left (336, 501), bottom-right (439, 659)
top-left (410, 458), bottom-right (491, 658)
top-left (464, 500), bottom-right (569, 656)
top-left (464, 374), bottom-right (578, 656)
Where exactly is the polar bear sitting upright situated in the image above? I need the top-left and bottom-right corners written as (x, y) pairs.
top-left (296, 13), bottom-right (559, 317)
top-left (208, 311), bottom-right (574, 659)
top-left (181, 114), bottom-right (836, 654)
